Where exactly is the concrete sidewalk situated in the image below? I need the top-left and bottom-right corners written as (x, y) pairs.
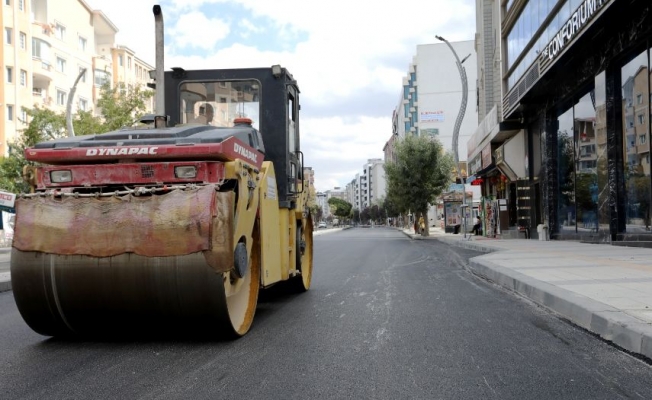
top-left (401, 226), bottom-right (652, 360)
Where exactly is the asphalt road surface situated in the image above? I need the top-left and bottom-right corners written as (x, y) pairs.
top-left (1, 227), bottom-right (651, 399)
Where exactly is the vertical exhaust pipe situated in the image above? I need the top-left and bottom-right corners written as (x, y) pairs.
top-left (153, 5), bottom-right (166, 128)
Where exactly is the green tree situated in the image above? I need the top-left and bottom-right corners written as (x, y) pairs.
top-left (381, 196), bottom-right (401, 220)
top-left (96, 82), bottom-right (154, 131)
top-left (352, 208), bottom-right (360, 225)
top-left (328, 197), bottom-right (352, 221)
top-left (360, 207), bottom-right (370, 224)
top-left (73, 110), bottom-right (105, 136)
top-left (0, 83), bottom-right (153, 194)
top-left (0, 107), bottom-right (67, 193)
top-left (384, 135), bottom-right (453, 236)
top-left (309, 204), bottom-right (323, 221)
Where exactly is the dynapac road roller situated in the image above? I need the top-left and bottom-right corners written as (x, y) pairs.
top-left (10, 6), bottom-right (312, 339)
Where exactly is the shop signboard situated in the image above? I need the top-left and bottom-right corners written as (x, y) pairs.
top-left (481, 144), bottom-right (492, 169)
top-left (540, 0), bottom-right (612, 64)
top-left (0, 190), bottom-right (15, 209)
top-left (444, 202), bottom-right (462, 228)
top-left (420, 111), bottom-right (444, 123)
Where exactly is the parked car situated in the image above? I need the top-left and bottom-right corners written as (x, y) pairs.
top-left (318, 222), bottom-right (327, 228)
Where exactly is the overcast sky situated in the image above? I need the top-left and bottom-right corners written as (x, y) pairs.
top-left (86, 0), bottom-right (476, 192)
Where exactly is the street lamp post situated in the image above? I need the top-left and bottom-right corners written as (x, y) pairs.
top-left (435, 35), bottom-right (470, 238)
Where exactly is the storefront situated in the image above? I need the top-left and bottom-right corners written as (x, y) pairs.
top-left (466, 105), bottom-right (522, 237)
top-left (504, 0), bottom-right (652, 242)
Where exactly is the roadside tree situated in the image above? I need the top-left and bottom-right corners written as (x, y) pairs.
top-left (384, 134), bottom-right (453, 236)
top-left (328, 197), bottom-right (352, 224)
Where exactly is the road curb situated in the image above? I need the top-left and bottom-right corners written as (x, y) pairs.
top-left (467, 257), bottom-right (652, 359)
top-left (432, 235), bottom-right (652, 360)
top-left (0, 279), bottom-right (11, 293)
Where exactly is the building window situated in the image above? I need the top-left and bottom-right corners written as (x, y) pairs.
top-left (78, 67), bottom-right (86, 82)
top-left (5, 0), bottom-right (10, 6)
top-left (127, 57), bottom-right (132, 69)
top-left (6, 67), bottom-right (12, 83)
top-left (78, 36), bottom-right (87, 51)
top-left (118, 55), bottom-right (123, 66)
top-left (20, 108), bottom-right (27, 122)
top-left (18, 0), bottom-right (22, 10)
top-left (32, 38), bottom-right (51, 62)
top-left (56, 90), bottom-right (66, 106)
top-left (19, 32), bottom-right (26, 49)
top-left (639, 114), bottom-right (645, 125)
top-left (20, 69), bottom-right (26, 86)
top-left (640, 134), bottom-right (647, 144)
top-left (94, 69), bottom-right (111, 86)
top-left (56, 57), bottom-right (66, 73)
top-left (7, 105), bottom-right (14, 121)
top-left (79, 98), bottom-right (88, 111)
top-left (54, 23), bottom-right (65, 41)
top-left (638, 94), bottom-right (643, 104)
top-left (5, 27), bottom-right (12, 45)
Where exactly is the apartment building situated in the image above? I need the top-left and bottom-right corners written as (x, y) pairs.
top-left (1, 0), bottom-right (153, 157)
top-left (393, 40), bottom-right (477, 161)
top-left (302, 166), bottom-right (315, 191)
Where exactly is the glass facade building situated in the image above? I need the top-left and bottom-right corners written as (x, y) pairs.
top-left (502, 0), bottom-right (652, 242)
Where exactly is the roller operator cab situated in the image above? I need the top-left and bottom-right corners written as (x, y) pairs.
top-left (10, 65), bottom-right (314, 338)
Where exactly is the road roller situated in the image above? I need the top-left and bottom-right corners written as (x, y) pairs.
top-left (9, 5), bottom-right (313, 339)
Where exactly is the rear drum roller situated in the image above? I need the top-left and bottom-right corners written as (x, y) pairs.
top-left (10, 226), bottom-right (262, 339)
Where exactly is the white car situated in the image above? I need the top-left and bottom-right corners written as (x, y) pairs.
top-left (318, 222), bottom-right (327, 228)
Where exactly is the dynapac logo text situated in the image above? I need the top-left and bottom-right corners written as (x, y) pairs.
top-left (233, 143), bottom-right (258, 163)
top-left (85, 147), bottom-right (159, 156)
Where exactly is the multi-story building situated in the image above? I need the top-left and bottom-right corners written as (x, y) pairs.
top-left (345, 179), bottom-right (355, 207)
top-left (302, 166), bottom-right (314, 191)
top-left (111, 45), bottom-right (155, 112)
top-left (393, 40), bottom-right (477, 161)
top-left (497, 0), bottom-right (652, 243)
top-left (316, 191), bottom-right (329, 220)
top-left (363, 158), bottom-right (385, 208)
top-left (1, 0), bottom-right (153, 157)
top-left (353, 173), bottom-right (363, 211)
top-left (383, 130), bottom-right (397, 164)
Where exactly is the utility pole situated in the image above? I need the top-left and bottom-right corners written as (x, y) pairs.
top-left (65, 68), bottom-right (87, 137)
top-left (435, 35), bottom-right (470, 238)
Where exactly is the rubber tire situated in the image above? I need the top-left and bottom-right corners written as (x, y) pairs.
top-left (288, 215), bottom-right (313, 293)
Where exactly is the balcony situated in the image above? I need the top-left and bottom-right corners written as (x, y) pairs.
top-left (638, 142), bottom-right (650, 154)
top-left (31, 21), bottom-right (53, 41)
top-left (32, 95), bottom-right (53, 107)
top-left (32, 58), bottom-right (53, 84)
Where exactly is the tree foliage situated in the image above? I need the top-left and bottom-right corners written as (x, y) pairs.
top-left (0, 107), bottom-right (68, 193)
top-left (328, 197), bottom-right (352, 219)
top-left (0, 83), bottom-right (153, 193)
top-left (96, 82), bottom-right (154, 131)
top-left (384, 134), bottom-right (454, 236)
